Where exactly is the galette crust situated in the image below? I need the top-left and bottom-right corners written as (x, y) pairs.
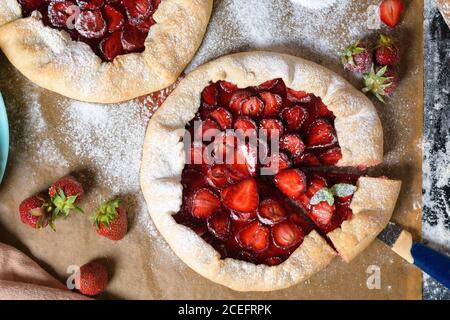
top-left (140, 52), bottom-right (395, 291)
top-left (328, 177), bottom-right (402, 262)
top-left (0, 0), bottom-right (21, 27)
top-left (0, 0), bottom-right (213, 103)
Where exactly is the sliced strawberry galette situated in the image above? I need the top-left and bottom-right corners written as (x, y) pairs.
top-left (0, 0), bottom-right (212, 103)
top-left (141, 52), bottom-right (401, 291)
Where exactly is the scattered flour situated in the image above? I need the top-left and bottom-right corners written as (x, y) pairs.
top-left (290, 0), bottom-right (337, 10)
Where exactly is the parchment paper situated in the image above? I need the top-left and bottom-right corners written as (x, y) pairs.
top-left (0, 0), bottom-right (423, 299)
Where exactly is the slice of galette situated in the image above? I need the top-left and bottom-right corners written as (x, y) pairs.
top-left (0, 0), bottom-right (212, 103)
top-left (140, 51), bottom-right (401, 291)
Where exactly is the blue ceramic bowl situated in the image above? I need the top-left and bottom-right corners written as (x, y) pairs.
top-left (0, 93), bottom-right (9, 184)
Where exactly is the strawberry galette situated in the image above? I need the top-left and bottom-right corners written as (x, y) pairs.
top-left (140, 52), bottom-right (401, 291)
top-left (0, 0), bottom-right (212, 103)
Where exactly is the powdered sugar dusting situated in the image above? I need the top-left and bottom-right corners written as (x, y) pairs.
top-left (290, 0), bottom-right (337, 10)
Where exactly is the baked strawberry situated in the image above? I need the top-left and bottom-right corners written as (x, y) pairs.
top-left (208, 107), bottom-right (233, 130)
top-left (272, 220), bottom-right (304, 249)
top-left (241, 96), bottom-right (264, 117)
top-left (260, 92), bottom-right (282, 117)
top-left (281, 106), bottom-right (308, 132)
top-left (309, 202), bottom-right (335, 227)
top-left (306, 119), bottom-right (337, 148)
top-left (229, 90), bottom-right (252, 115)
top-left (363, 64), bottom-right (398, 102)
top-left (280, 134), bottom-right (305, 157)
top-left (104, 4), bottom-right (125, 33)
top-left (79, 261), bottom-right (108, 296)
top-left (75, 10), bottom-right (107, 39)
top-left (182, 168), bottom-right (206, 190)
top-left (19, 195), bottom-right (52, 229)
top-left (217, 81), bottom-right (238, 108)
top-left (237, 221), bottom-right (270, 252)
top-left (306, 175), bottom-right (328, 198)
top-left (255, 78), bottom-right (287, 96)
top-left (47, 1), bottom-right (75, 28)
top-left (206, 164), bottom-right (228, 188)
top-left (100, 31), bottom-right (124, 62)
top-left (262, 152), bottom-right (292, 175)
top-left (318, 147), bottom-right (343, 165)
top-left (123, 0), bottom-right (153, 25)
top-left (260, 119), bottom-right (284, 139)
top-left (234, 117), bottom-right (257, 133)
top-left (375, 35), bottom-right (400, 66)
top-left (222, 178), bottom-right (259, 213)
top-left (207, 209), bottom-right (231, 240)
top-left (121, 24), bottom-right (147, 52)
top-left (190, 188), bottom-right (220, 219)
top-left (197, 118), bottom-right (221, 141)
top-left (286, 88), bottom-right (309, 103)
top-left (49, 175), bottom-right (84, 218)
top-left (293, 152), bottom-right (321, 167)
top-left (201, 83), bottom-right (217, 107)
top-left (340, 39), bottom-right (373, 73)
top-left (92, 199), bottom-right (128, 241)
top-left (274, 169), bottom-right (307, 199)
top-left (76, 0), bottom-right (104, 10)
top-left (380, 0), bottom-right (404, 28)
top-left (258, 199), bottom-right (287, 225)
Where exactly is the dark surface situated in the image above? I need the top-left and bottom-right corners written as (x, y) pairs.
top-left (423, 3), bottom-right (450, 300)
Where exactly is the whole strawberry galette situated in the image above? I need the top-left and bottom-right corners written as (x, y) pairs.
top-left (0, 0), bottom-right (212, 103)
top-left (141, 52), bottom-right (401, 291)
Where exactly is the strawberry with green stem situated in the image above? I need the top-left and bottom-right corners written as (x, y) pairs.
top-left (340, 39), bottom-right (373, 73)
top-left (375, 34), bottom-right (400, 66)
top-left (91, 199), bottom-right (128, 241)
top-left (362, 64), bottom-right (398, 103)
top-left (19, 194), bottom-right (53, 229)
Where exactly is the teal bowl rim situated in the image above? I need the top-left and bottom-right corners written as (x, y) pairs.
top-left (0, 93), bottom-right (9, 184)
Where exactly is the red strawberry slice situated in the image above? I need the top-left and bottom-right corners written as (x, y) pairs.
top-left (181, 168), bottom-right (207, 191)
top-left (262, 152), bottom-right (291, 175)
top-left (237, 143), bottom-right (258, 176)
top-left (293, 152), bottom-right (321, 167)
top-left (280, 134), bottom-right (305, 157)
top-left (286, 88), bottom-right (309, 103)
top-left (206, 164), bottom-right (228, 188)
top-left (272, 220), bottom-right (304, 249)
top-left (207, 210), bottom-right (231, 240)
top-left (75, 10), bottom-right (107, 39)
top-left (241, 96), bottom-right (264, 117)
top-left (306, 175), bottom-right (327, 198)
top-left (123, 0), bottom-right (153, 25)
top-left (264, 256), bottom-right (283, 266)
top-left (196, 119), bottom-right (221, 142)
top-left (317, 98), bottom-right (334, 118)
top-left (217, 81), bottom-right (238, 108)
top-left (100, 31), bottom-right (124, 61)
top-left (208, 107), bottom-right (233, 130)
top-left (260, 92), bottom-right (282, 117)
top-left (121, 24), bottom-right (147, 52)
top-left (104, 4), bottom-right (125, 33)
top-left (229, 90), bottom-right (252, 115)
top-left (135, 15), bottom-right (156, 33)
top-left (380, 0), bottom-right (404, 28)
top-left (254, 78), bottom-right (287, 97)
top-left (258, 199), bottom-right (287, 225)
top-left (76, 0), bottom-right (104, 10)
top-left (281, 106), bottom-right (308, 132)
top-left (201, 83), bottom-right (217, 107)
top-left (307, 119), bottom-right (337, 149)
top-left (274, 169), bottom-right (307, 199)
top-left (230, 209), bottom-right (256, 222)
top-left (47, 1), bottom-right (75, 28)
top-left (259, 119), bottom-right (284, 140)
top-left (310, 202), bottom-right (335, 227)
top-left (212, 132), bottom-right (236, 163)
top-left (222, 178), bottom-right (259, 213)
top-left (236, 221), bottom-right (270, 252)
top-left (191, 188), bottom-right (220, 219)
top-left (318, 147), bottom-right (342, 165)
top-left (234, 117), bottom-right (257, 133)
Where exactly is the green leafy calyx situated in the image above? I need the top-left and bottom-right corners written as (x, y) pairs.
top-left (91, 199), bottom-right (120, 229)
top-left (310, 183), bottom-right (357, 206)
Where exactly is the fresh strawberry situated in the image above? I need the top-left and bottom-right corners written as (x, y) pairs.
top-left (208, 107), bottom-right (233, 130)
top-left (217, 81), bottom-right (238, 108)
top-left (104, 4), bottom-right (125, 33)
top-left (206, 164), bottom-right (228, 188)
top-left (310, 202), bottom-right (335, 227)
top-left (318, 147), bottom-right (343, 165)
top-left (100, 31), bottom-right (124, 62)
top-left (237, 221), bottom-right (269, 252)
top-left (380, 0), bottom-right (405, 28)
top-left (201, 83), bottom-right (217, 107)
top-left (229, 90), bottom-right (252, 115)
top-left (258, 199), bottom-right (287, 225)
top-left (121, 24), bottom-right (147, 52)
top-left (19, 195), bottom-right (52, 229)
top-left (260, 92), bottom-right (282, 117)
top-left (207, 209), bottom-right (231, 240)
top-left (271, 220), bottom-right (304, 249)
top-left (76, 0), bottom-right (104, 10)
top-left (123, 0), bottom-right (153, 25)
top-left (91, 199), bottom-right (128, 241)
top-left (280, 134), bottom-right (305, 157)
top-left (274, 169), bottom-right (307, 199)
top-left (190, 188), bottom-right (220, 219)
top-left (234, 117), bottom-right (257, 133)
top-left (47, 1), bottom-right (74, 28)
top-left (340, 39), bottom-right (373, 73)
top-left (363, 64), bottom-right (398, 102)
top-left (306, 119), bottom-right (337, 148)
top-left (293, 152), bottom-right (321, 167)
top-left (79, 261), bottom-right (108, 296)
top-left (259, 119), bottom-right (284, 139)
top-left (262, 152), bottom-right (291, 175)
top-left (281, 106), bottom-right (308, 132)
top-left (375, 35), bottom-right (400, 66)
top-left (75, 10), bottom-right (107, 39)
top-left (222, 178), bottom-right (259, 213)
top-left (49, 175), bottom-right (84, 219)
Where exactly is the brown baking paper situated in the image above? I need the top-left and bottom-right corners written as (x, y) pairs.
top-left (0, 0), bottom-right (422, 299)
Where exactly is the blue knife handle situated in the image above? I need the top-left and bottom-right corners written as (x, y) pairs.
top-left (411, 242), bottom-right (450, 290)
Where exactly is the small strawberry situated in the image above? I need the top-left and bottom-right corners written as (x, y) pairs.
top-left (49, 175), bottom-right (84, 219)
top-left (274, 169), bottom-right (307, 199)
top-left (280, 134), bottom-right (305, 157)
top-left (306, 119), bottom-right (337, 149)
top-left (363, 64), bottom-right (398, 102)
top-left (79, 261), bottom-right (108, 296)
top-left (271, 220), bottom-right (304, 249)
top-left (208, 107), bottom-right (233, 130)
top-left (222, 178), bottom-right (259, 213)
top-left (340, 40), bottom-right (373, 73)
top-left (318, 147), bottom-right (343, 165)
top-left (375, 34), bottom-right (400, 66)
top-left (380, 0), bottom-right (405, 28)
top-left (237, 221), bottom-right (270, 252)
top-left (258, 199), bottom-right (287, 225)
top-left (91, 199), bottom-right (128, 241)
top-left (19, 195), bottom-right (53, 229)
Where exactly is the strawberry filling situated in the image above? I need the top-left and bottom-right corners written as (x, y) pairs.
top-left (18, 0), bottom-right (161, 62)
top-left (175, 78), bottom-right (355, 266)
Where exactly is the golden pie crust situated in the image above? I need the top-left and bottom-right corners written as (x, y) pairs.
top-left (0, 0), bottom-right (213, 103)
top-left (140, 51), bottom-right (400, 291)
